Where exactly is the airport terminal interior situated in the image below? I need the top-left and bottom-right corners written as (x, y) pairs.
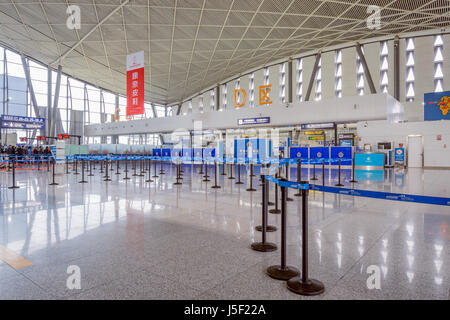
top-left (0, 0), bottom-right (449, 301)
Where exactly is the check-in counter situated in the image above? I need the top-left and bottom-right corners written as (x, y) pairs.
top-left (355, 152), bottom-right (385, 170)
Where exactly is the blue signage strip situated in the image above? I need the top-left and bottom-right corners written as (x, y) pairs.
top-left (311, 185), bottom-right (450, 207)
top-left (424, 91), bottom-right (450, 121)
top-left (1, 115), bottom-right (45, 130)
top-left (237, 117), bottom-right (270, 126)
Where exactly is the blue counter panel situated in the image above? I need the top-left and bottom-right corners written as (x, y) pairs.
top-left (183, 148), bottom-right (193, 158)
top-left (193, 148), bottom-right (203, 160)
top-left (152, 148), bottom-right (161, 156)
top-left (204, 148), bottom-right (216, 158)
top-left (161, 148), bottom-right (171, 157)
top-left (310, 147), bottom-right (329, 160)
top-left (172, 148), bottom-right (182, 157)
top-left (331, 147), bottom-right (352, 165)
top-left (290, 147), bottom-right (309, 159)
top-left (355, 153), bottom-right (385, 169)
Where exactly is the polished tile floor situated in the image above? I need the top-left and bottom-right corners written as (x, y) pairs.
top-left (0, 161), bottom-right (449, 300)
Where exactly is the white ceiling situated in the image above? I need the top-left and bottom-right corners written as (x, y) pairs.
top-left (0, 0), bottom-right (449, 105)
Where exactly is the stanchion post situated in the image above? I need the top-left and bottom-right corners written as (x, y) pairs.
top-left (269, 173), bottom-right (281, 214)
top-left (88, 159), bottom-right (94, 176)
top-left (246, 160), bottom-right (256, 191)
top-left (287, 188), bottom-right (325, 296)
top-left (146, 158), bottom-right (154, 182)
top-left (286, 161), bottom-right (293, 201)
top-left (235, 161), bottom-right (243, 185)
top-left (311, 160), bottom-right (318, 181)
top-left (124, 156), bottom-right (130, 180)
top-left (322, 159), bottom-right (325, 186)
top-left (152, 158), bottom-right (158, 178)
top-left (251, 174), bottom-right (277, 252)
top-left (221, 154), bottom-right (226, 175)
top-left (294, 159), bottom-right (302, 197)
top-left (203, 160), bottom-right (210, 182)
top-left (104, 158), bottom-right (111, 182)
top-left (79, 158), bottom-right (87, 183)
top-left (335, 158), bottom-right (344, 187)
top-left (8, 159), bottom-right (19, 189)
top-left (267, 179), bottom-right (299, 280)
top-left (49, 159), bottom-right (59, 186)
top-left (211, 160), bottom-right (221, 189)
top-left (350, 153), bottom-right (357, 183)
top-left (65, 156), bottom-right (69, 174)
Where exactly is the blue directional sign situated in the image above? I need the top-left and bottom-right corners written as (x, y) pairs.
top-left (237, 117), bottom-right (270, 126)
top-left (1, 115), bottom-right (45, 130)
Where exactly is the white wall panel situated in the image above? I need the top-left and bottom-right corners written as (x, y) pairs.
top-left (444, 34), bottom-right (450, 91)
top-left (414, 36), bottom-right (434, 100)
top-left (269, 65), bottom-right (280, 105)
top-left (342, 47), bottom-right (356, 97)
top-left (301, 55), bottom-right (315, 100)
top-left (321, 51), bottom-right (335, 100)
top-left (363, 42), bottom-right (380, 94)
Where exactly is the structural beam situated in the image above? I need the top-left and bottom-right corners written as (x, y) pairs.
top-left (215, 85), bottom-right (220, 110)
top-left (356, 43), bottom-right (377, 94)
top-left (47, 67), bottom-right (52, 137)
top-left (394, 36), bottom-right (400, 100)
top-left (49, 65), bottom-right (62, 137)
top-left (176, 104), bottom-right (182, 116)
top-left (21, 54), bottom-right (44, 137)
top-left (305, 52), bottom-right (321, 102)
top-left (287, 59), bottom-right (293, 104)
top-left (52, 0), bottom-right (130, 65)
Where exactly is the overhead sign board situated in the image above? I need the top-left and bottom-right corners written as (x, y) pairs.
top-left (305, 130), bottom-right (324, 135)
top-left (424, 91), bottom-right (450, 121)
top-left (301, 122), bottom-right (335, 130)
top-left (237, 117), bottom-right (270, 126)
top-left (1, 115), bottom-right (45, 130)
top-left (126, 51), bottom-right (145, 117)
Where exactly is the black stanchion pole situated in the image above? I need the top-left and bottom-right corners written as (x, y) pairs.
top-left (269, 174), bottom-right (281, 214)
top-left (287, 188), bottom-right (325, 296)
top-left (174, 159), bottom-right (182, 185)
top-left (152, 158), bottom-right (158, 178)
top-left (74, 159), bottom-right (79, 175)
top-left (322, 159), bottom-right (325, 186)
top-left (139, 158), bottom-right (145, 176)
top-left (335, 159), bottom-right (344, 187)
top-left (267, 179), bottom-right (300, 280)
top-left (47, 157), bottom-right (50, 172)
top-left (88, 159), bottom-right (94, 176)
top-left (250, 162), bottom-right (255, 177)
top-left (286, 161), bottom-right (293, 201)
top-left (203, 160), bottom-right (210, 182)
top-left (132, 158), bottom-right (138, 176)
top-left (146, 158), bottom-right (154, 182)
top-left (159, 158), bottom-right (165, 174)
top-left (246, 161), bottom-right (256, 192)
top-left (294, 159), bottom-right (302, 197)
top-left (350, 154), bottom-right (358, 183)
top-left (49, 159), bottom-right (59, 186)
top-left (221, 155), bottom-right (226, 175)
top-left (79, 159), bottom-right (87, 183)
top-left (228, 163), bottom-right (234, 180)
top-left (65, 156), bottom-right (69, 174)
top-left (235, 162), bottom-right (243, 185)
top-left (199, 159), bottom-right (204, 175)
top-left (99, 160), bottom-right (103, 174)
top-left (124, 157), bottom-right (130, 180)
top-left (211, 160), bottom-right (221, 189)
top-left (104, 159), bottom-right (111, 182)
top-left (251, 174), bottom-right (277, 252)
top-left (116, 158), bottom-right (120, 175)
top-left (8, 160), bottom-right (19, 189)
top-left (311, 160), bottom-right (318, 181)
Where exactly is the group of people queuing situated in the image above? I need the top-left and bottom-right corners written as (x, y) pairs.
top-left (0, 144), bottom-right (53, 168)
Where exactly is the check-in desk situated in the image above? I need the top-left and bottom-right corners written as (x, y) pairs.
top-left (355, 152), bottom-right (385, 170)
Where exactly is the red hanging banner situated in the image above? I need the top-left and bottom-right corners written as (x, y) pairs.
top-left (126, 51), bottom-right (145, 117)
